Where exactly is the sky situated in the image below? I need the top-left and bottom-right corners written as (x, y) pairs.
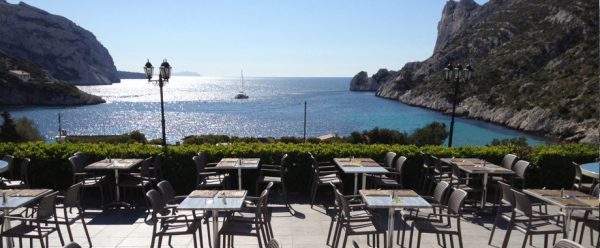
top-left (9, 0), bottom-right (488, 77)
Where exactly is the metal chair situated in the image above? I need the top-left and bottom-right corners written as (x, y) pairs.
top-left (327, 182), bottom-right (373, 247)
top-left (1, 157), bottom-right (30, 189)
top-left (409, 188), bottom-right (469, 248)
top-left (553, 239), bottom-right (585, 248)
top-left (256, 154), bottom-right (289, 208)
top-left (0, 191), bottom-right (65, 248)
top-left (489, 181), bottom-right (517, 245)
top-left (506, 189), bottom-right (564, 248)
top-left (119, 157), bottom-right (153, 207)
top-left (491, 154), bottom-right (518, 183)
top-left (332, 187), bottom-right (385, 248)
top-left (572, 162), bottom-right (594, 194)
top-left (449, 162), bottom-right (483, 207)
top-left (571, 184), bottom-right (599, 245)
top-left (429, 155), bottom-right (452, 194)
top-left (63, 242), bottom-right (82, 248)
top-left (372, 155), bottom-right (406, 189)
top-left (146, 189), bottom-right (201, 248)
top-left (308, 153), bottom-right (343, 208)
top-left (266, 239), bottom-right (281, 248)
top-left (55, 182), bottom-right (92, 247)
top-left (219, 189), bottom-right (271, 247)
top-left (399, 181), bottom-right (450, 246)
top-left (419, 152), bottom-right (436, 194)
top-left (193, 153), bottom-right (229, 189)
top-left (69, 155), bottom-right (107, 206)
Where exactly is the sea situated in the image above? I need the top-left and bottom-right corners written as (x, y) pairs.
top-left (0, 76), bottom-right (546, 146)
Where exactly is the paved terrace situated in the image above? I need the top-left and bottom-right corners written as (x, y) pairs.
top-left (5, 194), bottom-right (597, 248)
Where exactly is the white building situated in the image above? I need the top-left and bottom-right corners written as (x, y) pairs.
top-left (9, 70), bottom-right (31, 82)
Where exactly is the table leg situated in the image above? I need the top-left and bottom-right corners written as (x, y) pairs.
top-left (114, 169), bottom-right (120, 203)
top-left (387, 208), bottom-right (394, 248)
top-left (361, 174), bottom-right (367, 190)
top-left (481, 173), bottom-right (488, 210)
top-left (212, 210), bottom-right (219, 247)
top-left (238, 168), bottom-right (242, 190)
top-left (3, 209), bottom-right (13, 248)
top-left (354, 174), bottom-right (358, 195)
top-left (564, 208), bottom-right (572, 238)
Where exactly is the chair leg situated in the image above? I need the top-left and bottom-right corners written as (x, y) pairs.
top-left (521, 234), bottom-right (528, 248)
top-left (341, 232), bottom-right (349, 248)
top-left (544, 234), bottom-right (548, 248)
top-left (416, 231), bottom-right (422, 248)
top-left (55, 221), bottom-right (65, 246)
top-left (158, 235), bottom-right (164, 248)
top-left (450, 234), bottom-right (455, 248)
top-left (489, 206), bottom-right (501, 245)
top-left (81, 216), bottom-right (92, 247)
top-left (458, 233), bottom-right (464, 248)
top-left (409, 223), bottom-right (416, 248)
top-left (310, 181), bottom-right (317, 208)
top-left (192, 232), bottom-right (198, 248)
top-left (65, 221), bottom-right (74, 242)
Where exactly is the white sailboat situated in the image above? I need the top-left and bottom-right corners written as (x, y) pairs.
top-left (235, 70), bottom-right (249, 99)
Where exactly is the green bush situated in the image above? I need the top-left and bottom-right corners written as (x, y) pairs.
top-left (0, 142), bottom-right (596, 195)
top-left (0, 112), bottom-right (44, 142)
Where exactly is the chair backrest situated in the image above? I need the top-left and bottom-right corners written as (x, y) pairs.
top-left (68, 155), bottom-right (86, 174)
top-left (36, 191), bottom-right (59, 220)
top-left (571, 162), bottom-right (582, 188)
top-left (308, 153), bottom-right (320, 175)
top-left (255, 189), bottom-right (269, 218)
top-left (280, 154), bottom-right (289, 168)
top-left (193, 154), bottom-right (207, 173)
top-left (432, 181), bottom-right (450, 204)
top-left (553, 239), bottom-right (585, 248)
top-left (266, 239), bottom-right (281, 248)
top-left (591, 183), bottom-right (599, 197)
top-left (19, 158), bottom-right (30, 186)
top-left (498, 181), bottom-right (515, 207)
top-left (334, 188), bottom-right (351, 218)
top-left (447, 188), bottom-right (468, 214)
top-left (63, 242), bottom-right (83, 248)
top-left (63, 182), bottom-right (83, 207)
top-left (140, 157), bottom-right (153, 177)
top-left (157, 180), bottom-right (176, 204)
top-left (152, 154), bottom-right (164, 180)
top-left (513, 160), bottom-right (530, 178)
top-left (512, 189), bottom-right (533, 217)
top-left (146, 189), bottom-right (167, 218)
top-left (501, 154), bottom-right (518, 170)
top-left (395, 156), bottom-right (407, 173)
top-left (383, 152), bottom-right (397, 168)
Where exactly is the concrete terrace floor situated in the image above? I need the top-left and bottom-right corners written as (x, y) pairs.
top-left (4, 193), bottom-right (598, 248)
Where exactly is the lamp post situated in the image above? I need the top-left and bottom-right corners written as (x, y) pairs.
top-left (444, 63), bottom-right (473, 147)
top-left (144, 59), bottom-right (172, 149)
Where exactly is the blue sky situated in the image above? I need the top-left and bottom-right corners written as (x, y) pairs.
top-left (10, 0), bottom-right (488, 77)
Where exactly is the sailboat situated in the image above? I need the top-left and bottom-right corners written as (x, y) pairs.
top-left (235, 70), bottom-right (249, 99)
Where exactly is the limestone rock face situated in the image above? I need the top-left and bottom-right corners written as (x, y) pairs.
top-left (0, 1), bottom-right (119, 85)
top-left (352, 0), bottom-right (599, 143)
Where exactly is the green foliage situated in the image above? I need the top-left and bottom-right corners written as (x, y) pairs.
top-left (0, 112), bottom-right (21, 142)
top-left (409, 122), bottom-right (448, 146)
top-left (0, 142), bottom-right (595, 194)
top-left (0, 112), bottom-right (43, 142)
top-left (66, 132), bottom-right (148, 144)
top-left (346, 127), bottom-right (409, 144)
top-left (128, 130), bottom-right (147, 144)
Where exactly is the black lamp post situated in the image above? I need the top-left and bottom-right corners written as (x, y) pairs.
top-left (144, 59), bottom-right (172, 149)
top-left (444, 63), bottom-right (473, 147)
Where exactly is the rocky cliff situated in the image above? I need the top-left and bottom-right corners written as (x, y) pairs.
top-left (0, 49), bottom-right (104, 105)
top-left (353, 0), bottom-right (599, 143)
top-left (0, 1), bottom-right (119, 85)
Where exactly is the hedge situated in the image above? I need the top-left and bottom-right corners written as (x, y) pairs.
top-left (0, 142), bottom-right (597, 195)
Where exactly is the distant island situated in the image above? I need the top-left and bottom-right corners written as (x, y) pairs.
top-left (172, 71), bottom-right (202, 77)
top-left (117, 71), bottom-right (146, 79)
top-left (350, 0), bottom-right (598, 144)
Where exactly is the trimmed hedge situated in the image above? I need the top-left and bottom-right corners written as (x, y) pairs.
top-left (0, 142), bottom-right (597, 194)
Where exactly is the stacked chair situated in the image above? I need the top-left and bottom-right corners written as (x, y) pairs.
top-left (308, 152), bottom-right (343, 208)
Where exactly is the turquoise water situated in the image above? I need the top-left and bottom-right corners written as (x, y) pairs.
top-left (0, 76), bottom-right (546, 146)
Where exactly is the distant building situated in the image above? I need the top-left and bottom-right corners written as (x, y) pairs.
top-left (9, 70), bottom-right (31, 82)
top-left (318, 133), bottom-right (340, 142)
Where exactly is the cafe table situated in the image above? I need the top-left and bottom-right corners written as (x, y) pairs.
top-left (334, 158), bottom-right (388, 195)
top-left (523, 189), bottom-right (599, 239)
top-left (85, 158), bottom-right (143, 208)
top-left (360, 189), bottom-right (432, 248)
top-left (213, 158), bottom-right (260, 190)
top-left (441, 158), bottom-right (514, 210)
top-left (0, 160), bottom-right (9, 174)
top-left (580, 162), bottom-right (599, 180)
top-left (0, 188), bottom-right (52, 248)
top-left (177, 189), bottom-right (247, 247)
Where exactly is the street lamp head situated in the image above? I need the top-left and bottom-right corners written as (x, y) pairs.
top-left (454, 64), bottom-right (463, 80)
top-left (464, 64), bottom-right (473, 81)
top-left (143, 59), bottom-right (154, 80)
top-left (159, 59), bottom-right (172, 81)
top-left (444, 64), bottom-right (453, 81)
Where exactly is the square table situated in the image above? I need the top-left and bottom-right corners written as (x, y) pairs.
top-left (213, 158), bottom-right (260, 190)
top-left (524, 189), bottom-right (599, 238)
top-left (441, 158), bottom-right (514, 210)
top-left (334, 158), bottom-right (389, 195)
top-left (360, 189), bottom-right (432, 248)
top-left (0, 188), bottom-right (52, 248)
top-left (85, 158), bottom-right (143, 208)
top-left (177, 190), bottom-right (247, 247)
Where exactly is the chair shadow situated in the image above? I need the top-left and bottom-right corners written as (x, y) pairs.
top-left (87, 208), bottom-right (147, 225)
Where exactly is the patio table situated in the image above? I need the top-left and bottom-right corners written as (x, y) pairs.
top-left (523, 189), bottom-right (599, 239)
top-left (360, 189), bottom-right (431, 248)
top-left (0, 160), bottom-right (8, 174)
top-left (177, 190), bottom-right (247, 247)
top-left (580, 162), bottom-right (599, 180)
top-left (85, 158), bottom-right (143, 208)
top-left (0, 188), bottom-right (52, 248)
top-left (213, 158), bottom-right (260, 190)
top-left (334, 158), bottom-right (388, 195)
top-left (441, 158), bottom-right (514, 210)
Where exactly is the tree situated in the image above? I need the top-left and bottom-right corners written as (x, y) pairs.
top-left (15, 117), bottom-right (44, 141)
top-left (0, 112), bottom-right (21, 142)
top-left (409, 122), bottom-right (449, 146)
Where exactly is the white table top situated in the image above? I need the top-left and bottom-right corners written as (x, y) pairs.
top-left (214, 158), bottom-right (260, 170)
top-left (359, 190), bottom-right (432, 209)
top-left (85, 158), bottom-right (143, 170)
top-left (334, 158), bottom-right (388, 174)
top-left (177, 190), bottom-right (247, 211)
top-left (0, 160), bottom-right (8, 174)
